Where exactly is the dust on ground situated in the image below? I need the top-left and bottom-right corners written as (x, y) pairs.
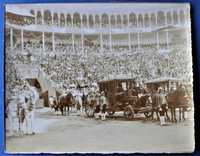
top-left (6, 108), bottom-right (194, 153)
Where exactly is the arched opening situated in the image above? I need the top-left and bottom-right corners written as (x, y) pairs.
top-left (116, 14), bottom-right (122, 27)
top-left (102, 13), bottom-right (109, 27)
top-left (95, 15), bottom-right (100, 27)
top-left (138, 14), bottom-right (143, 27)
top-left (150, 13), bottom-right (156, 27)
top-left (173, 11), bottom-right (178, 25)
top-left (53, 13), bottom-right (58, 26)
top-left (129, 13), bottom-right (136, 27)
top-left (73, 13), bottom-right (81, 27)
top-left (44, 10), bottom-right (51, 25)
top-left (167, 12), bottom-right (172, 24)
top-left (37, 11), bottom-right (42, 25)
top-left (123, 14), bottom-right (128, 26)
top-left (89, 15), bottom-right (94, 27)
top-left (180, 10), bottom-right (185, 24)
top-left (60, 13), bottom-right (65, 27)
top-left (66, 14), bottom-right (72, 26)
top-left (157, 11), bottom-right (165, 26)
top-left (144, 14), bottom-right (150, 27)
top-left (111, 15), bottom-right (115, 27)
top-left (30, 10), bottom-right (35, 24)
top-left (82, 14), bottom-right (87, 27)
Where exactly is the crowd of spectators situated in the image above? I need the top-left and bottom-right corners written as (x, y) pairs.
top-left (6, 14), bottom-right (34, 26)
top-left (5, 39), bottom-right (192, 94)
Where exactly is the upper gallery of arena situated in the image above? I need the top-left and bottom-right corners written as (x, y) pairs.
top-left (5, 3), bottom-right (190, 34)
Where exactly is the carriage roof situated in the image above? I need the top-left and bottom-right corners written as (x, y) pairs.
top-left (145, 77), bottom-right (181, 85)
top-left (98, 78), bottom-right (136, 84)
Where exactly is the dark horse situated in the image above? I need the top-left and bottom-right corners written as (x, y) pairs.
top-left (167, 86), bottom-right (190, 123)
top-left (135, 94), bottom-right (154, 118)
top-left (135, 94), bottom-right (151, 108)
top-left (81, 93), bottom-right (89, 110)
top-left (58, 92), bottom-right (75, 115)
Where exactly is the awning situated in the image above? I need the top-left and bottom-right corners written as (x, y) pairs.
top-left (153, 24), bottom-right (186, 32)
top-left (6, 5), bottom-right (34, 17)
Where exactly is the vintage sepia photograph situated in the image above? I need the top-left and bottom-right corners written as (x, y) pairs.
top-left (5, 3), bottom-right (194, 153)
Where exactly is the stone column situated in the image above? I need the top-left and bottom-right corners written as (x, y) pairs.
top-left (64, 14), bottom-right (66, 27)
top-left (109, 15), bottom-right (112, 51)
top-left (127, 14), bottom-right (131, 50)
top-left (177, 10), bottom-right (180, 25)
top-left (35, 10), bottom-right (37, 25)
top-left (183, 10), bottom-right (186, 25)
top-left (72, 33), bottom-right (75, 52)
top-left (142, 14), bottom-right (144, 28)
top-left (58, 14), bottom-right (60, 27)
top-left (71, 16), bottom-right (75, 52)
top-left (42, 32), bottom-right (45, 51)
top-left (42, 11), bottom-right (44, 25)
top-left (51, 12), bottom-right (54, 25)
top-left (52, 32), bottom-right (55, 52)
top-left (81, 15), bottom-right (84, 51)
top-left (121, 15), bottom-right (123, 27)
top-left (184, 9), bottom-right (188, 25)
top-left (165, 12), bottom-right (169, 50)
top-left (155, 12), bottom-right (159, 50)
top-left (172, 11), bottom-right (175, 25)
top-left (87, 14), bottom-right (89, 28)
top-left (137, 14), bottom-right (140, 50)
top-left (100, 14), bottom-right (103, 51)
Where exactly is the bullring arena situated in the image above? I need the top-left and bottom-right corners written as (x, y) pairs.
top-left (5, 3), bottom-right (194, 153)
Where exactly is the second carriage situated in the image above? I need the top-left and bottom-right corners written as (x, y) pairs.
top-left (85, 78), bottom-right (153, 120)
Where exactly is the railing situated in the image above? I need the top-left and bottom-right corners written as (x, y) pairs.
top-left (6, 22), bottom-right (190, 34)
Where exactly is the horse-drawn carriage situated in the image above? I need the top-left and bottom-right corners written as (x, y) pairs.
top-left (145, 77), bottom-right (181, 93)
top-left (95, 78), bottom-right (153, 120)
top-left (145, 77), bottom-right (192, 122)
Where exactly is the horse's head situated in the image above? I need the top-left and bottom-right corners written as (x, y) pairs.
top-left (137, 94), bottom-right (151, 107)
top-left (49, 96), bottom-right (56, 107)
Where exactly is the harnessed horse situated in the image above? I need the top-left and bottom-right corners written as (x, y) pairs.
top-left (49, 96), bottom-right (59, 114)
top-left (150, 92), bottom-right (170, 122)
top-left (166, 86), bottom-right (190, 122)
top-left (58, 92), bottom-right (76, 116)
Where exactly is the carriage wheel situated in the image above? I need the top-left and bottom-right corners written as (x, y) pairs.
top-left (144, 112), bottom-right (153, 118)
top-left (124, 105), bottom-right (134, 120)
top-left (108, 110), bottom-right (115, 116)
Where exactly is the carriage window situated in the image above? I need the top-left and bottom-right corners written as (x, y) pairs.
top-left (122, 82), bottom-right (127, 91)
top-left (170, 82), bottom-right (177, 90)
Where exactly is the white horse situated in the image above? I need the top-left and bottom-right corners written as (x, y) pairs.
top-left (49, 96), bottom-right (58, 110)
top-left (74, 91), bottom-right (84, 116)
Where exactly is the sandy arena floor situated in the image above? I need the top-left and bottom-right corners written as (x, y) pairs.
top-left (5, 108), bottom-right (194, 153)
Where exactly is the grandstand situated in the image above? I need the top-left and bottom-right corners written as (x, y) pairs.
top-left (5, 3), bottom-right (192, 105)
